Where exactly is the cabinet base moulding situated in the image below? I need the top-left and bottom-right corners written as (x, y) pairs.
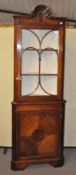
top-left (11, 157), bottom-right (64, 170)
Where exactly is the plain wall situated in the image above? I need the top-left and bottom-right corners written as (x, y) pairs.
top-left (0, 27), bottom-right (14, 146)
top-left (64, 29), bottom-right (76, 146)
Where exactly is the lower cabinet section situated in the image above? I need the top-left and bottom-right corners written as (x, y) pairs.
top-left (20, 111), bottom-right (58, 157)
top-left (11, 101), bottom-right (65, 170)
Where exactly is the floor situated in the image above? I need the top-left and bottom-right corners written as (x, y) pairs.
top-left (0, 148), bottom-right (76, 175)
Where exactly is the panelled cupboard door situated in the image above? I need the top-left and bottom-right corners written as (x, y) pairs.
top-left (12, 5), bottom-right (65, 170)
top-left (17, 111), bottom-right (60, 157)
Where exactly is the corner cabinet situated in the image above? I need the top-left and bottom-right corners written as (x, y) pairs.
top-left (11, 5), bottom-right (65, 170)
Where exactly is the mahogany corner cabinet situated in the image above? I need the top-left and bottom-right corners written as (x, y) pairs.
top-left (11, 5), bottom-right (66, 170)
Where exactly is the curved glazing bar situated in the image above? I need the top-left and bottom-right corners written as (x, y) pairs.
top-left (21, 29), bottom-right (59, 96)
top-left (41, 30), bottom-right (59, 49)
top-left (22, 29), bottom-right (40, 49)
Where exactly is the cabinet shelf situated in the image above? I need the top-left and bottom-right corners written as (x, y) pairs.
top-left (21, 73), bottom-right (58, 76)
top-left (22, 48), bottom-right (58, 53)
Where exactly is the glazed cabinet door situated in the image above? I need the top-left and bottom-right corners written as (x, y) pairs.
top-left (14, 25), bottom-right (64, 101)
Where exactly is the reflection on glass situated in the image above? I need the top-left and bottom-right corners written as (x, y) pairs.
top-left (21, 76), bottom-right (57, 96)
top-left (22, 29), bottom-right (39, 49)
top-left (41, 76), bottom-right (57, 95)
top-left (21, 76), bottom-right (39, 96)
top-left (22, 51), bottom-right (39, 74)
top-left (41, 30), bottom-right (59, 49)
top-left (32, 85), bottom-right (48, 96)
top-left (41, 51), bottom-right (58, 74)
top-left (22, 29), bottom-right (59, 50)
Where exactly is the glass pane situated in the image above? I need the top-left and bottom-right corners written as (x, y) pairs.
top-left (22, 29), bottom-right (39, 49)
top-left (22, 50), bottom-right (39, 74)
top-left (41, 51), bottom-right (58, 74)
top-left (21, 29), bottom-right (59, 97)
top-left (22, 29), bottom-right (59, 50)
top-left (21, 76), bottom-right (39, 96)
top-left (21, 75), bottom-right (57, 96)
top-left (32, 85), bottom-right (48, 96)
top-left (33, 29), bottom-right (49, 40)
top-left (41, 76), bottom-right (57, 95)
top-left (41, 30), bottom-right (59, 49)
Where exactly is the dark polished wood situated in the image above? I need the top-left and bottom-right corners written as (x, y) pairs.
top-left (12, 5), bottom-right (65, 170)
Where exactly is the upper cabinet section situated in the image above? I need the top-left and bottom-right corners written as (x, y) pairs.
top-left (14, 5), bottom-right (65, 101)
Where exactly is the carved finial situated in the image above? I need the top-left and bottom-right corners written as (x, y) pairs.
top-left (32, 5), bottom-right (52, 19)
